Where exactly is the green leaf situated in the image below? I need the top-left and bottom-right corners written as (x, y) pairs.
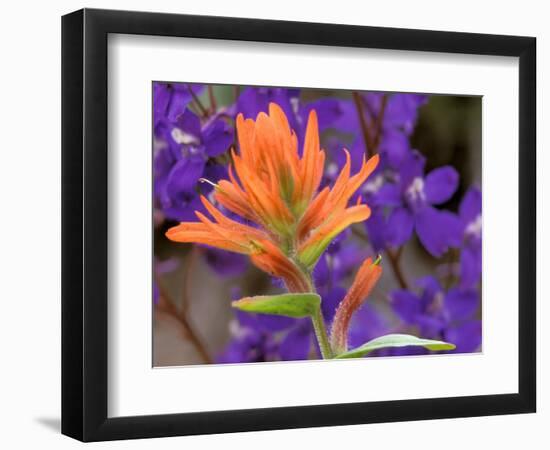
top-left (334, 334), bottom-right (456, 359)
top-left (232, 293), bottom-right (321, 318)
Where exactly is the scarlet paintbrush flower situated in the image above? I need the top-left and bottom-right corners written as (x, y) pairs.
top-left (166, 102), bottom-right (379, 292)
top-left (330, 256), bottom-right (383, 353)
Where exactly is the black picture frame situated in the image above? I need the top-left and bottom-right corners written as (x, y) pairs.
top-left (62, 8), bottom-right (536, 442)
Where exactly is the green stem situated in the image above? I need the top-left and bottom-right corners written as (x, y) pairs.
top-left (295, 268), bottom-right (333, 359)
top-left (311, 306), bottom-right (333, 359)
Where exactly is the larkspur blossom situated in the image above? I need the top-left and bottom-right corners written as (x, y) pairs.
top-left (391, 275), bottom-right (481, 353)
top-left (457, 186), bottom-right (482, 289)
top-left (366, 150), bottom-right (461, 257)
top-left (153, 82), bottom-right (248, 278)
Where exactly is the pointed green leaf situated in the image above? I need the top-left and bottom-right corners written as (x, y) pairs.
top-left (232, 293), bottom-right (321, 318)
top-left (334, 334), bottom-right (456, 359)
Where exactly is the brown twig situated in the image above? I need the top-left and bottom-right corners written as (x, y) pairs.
top-left (352, 225), bottom-right (409, 290)
top-left (386, 247), bottom-right (409, 290)
top-left (352, 92), bottom-right (410, 291)
top-left (186, 85), bottom-right (209, 118)
top-left (154, 272), bottom-right (212, 364)
top-left (207, 85), bottom-right (217, 114)
top-left (352, 92), bottom-right (374, 157)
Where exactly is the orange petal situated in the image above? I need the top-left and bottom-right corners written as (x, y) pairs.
top-left (165, 222), bottom-right (248, 254)
top-left (330, 257), bottom-right (383, 353)
top-left (250, 240), bottom-right (311, 293)
top-left (296, 187), bottom-right (330, 241)
top-left (298, 204), bottom-right (371, 267)
top-left (298, 109), bottom-right (322, 202)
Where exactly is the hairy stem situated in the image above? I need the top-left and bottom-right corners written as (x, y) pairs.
top-left (311, 306), bottom-right (333, 359)
top-left (293, 266), bottom-right (333, 359)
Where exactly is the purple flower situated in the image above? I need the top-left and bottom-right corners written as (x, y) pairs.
top-left (348, 303), bottom-right (391, 351)
top-left (458, 186), bottom-right (482, 289)
top-left (329, 92), bottom-right (427, 170)
top-left (235, 87), bottom-right (345, 149)
top-left (154, 82), bottom-right (250, 278)
top-left (153, 82), bottom-right (204, 126)
top-left (154, 108), bottom-right (233, 222)
top-left (366, 150), bottom-right (461, 257)
top-left (391, 276), bottom-right (481, 353)
top-left (217, 307), bottom-right (294, 363)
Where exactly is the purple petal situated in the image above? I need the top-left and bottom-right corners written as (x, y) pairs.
top-left (416, 275), bottom-right (442, 300)
top-left (397, 150), bottom-right (426, 188)
top-left (365, 209), bottom-right (387, 252)
top-left (460, 243), bottom-right (482, 289)
top-left (153, 146), bottom-right (176, 184)
top-left (279, 326), bottom-right (312, 361)
top-left (391, 289), bottom-right (422, 324)
top-left (444, 320), bottom-right (482, 353)
top-left (330, 99), bottom-right (360, 133)
top-left (217, 328), bottom-right (278, 364)
top-left (202, 120), bottom-right (233, 157)
top-left (459, 186), bottom-right (482, 225)
top-left (153, 82), bottom-right (202, 124)
top-left (313, 253), bottom-right (330, 289)
top-left (380, 129), bottom-right (410, 169)
top-left (302, 98), bottom-right (344, 131)
top-left (235, 310), bottom-right (294, 333)
top-left (416, 314), bottom-right (446, 337)
top-left (174, 109), bottom-right (201, 140)
top-left (444, 288), bottom-right (479, 321)
top-left (203, 249), bottom-right (248, 277)
top-left (415, 206), bottom-right (461, 257)
top-left (424, 166), bottom-right (459, 205)
top-left (165, 156), bottom-right (205, 199)
top-left (162, 194), bottom-right (204, 222)
top-left (385, 207), bottom-right (414, 248)
top-left (348, 303), bottom-right (389, 349)
top-left (371, 183), bottom-right (402, 208)
top-left (332, 244), bottom-right (369, 281)
top-left (384, 94), bottom-right (428, 134)
top-left (321, 287), bottom-right (346, 322)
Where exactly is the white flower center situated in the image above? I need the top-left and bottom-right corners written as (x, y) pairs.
top-left (229, 320), bottom-right (250, 339)
top-left (406, 177), bottom-right (426, 202)
top-left (465, 214), bottom-right (482, 238)
top-left (362, 174), bottom-right (385, 194)
top-left (171, 127), bottom-right (200, 145)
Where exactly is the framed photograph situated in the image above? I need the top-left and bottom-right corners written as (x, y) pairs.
top-left (61, 8), bottom-right (536, 442)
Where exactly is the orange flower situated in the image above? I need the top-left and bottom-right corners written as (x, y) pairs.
top-left (166, 102), bottom-right (379, 291)
top-left (330, 256), bottom-right (383, 353)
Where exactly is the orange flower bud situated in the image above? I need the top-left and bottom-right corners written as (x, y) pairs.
top-left (330, 256), bottom-right (383, 354)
